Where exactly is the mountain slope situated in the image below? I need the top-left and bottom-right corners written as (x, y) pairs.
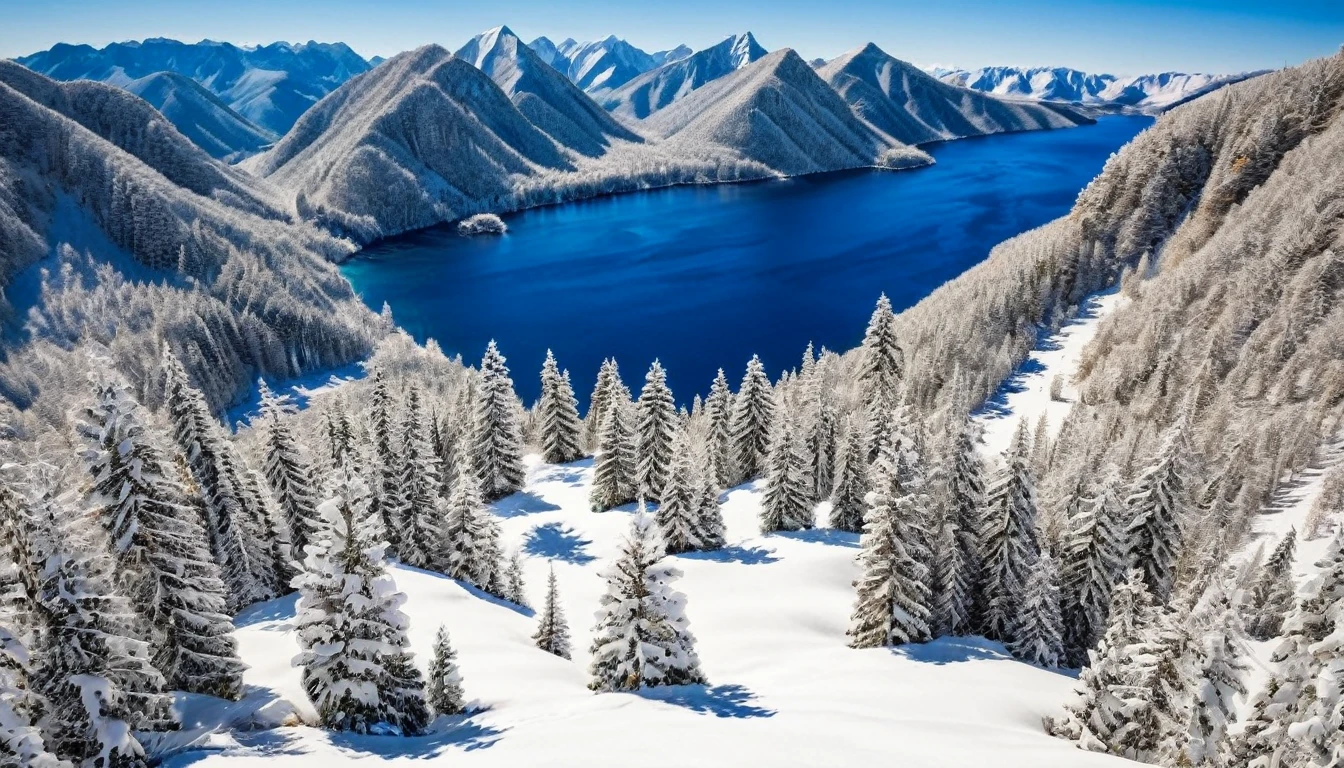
top-left (123, 71), bottom-right (277, 160)
top-left (528, 36), bottom-right (570, 71)
top-left (648, 49), bottom-right (930, 175)
top-left (600, 32), bottom-right (768, 120)
top-left (456, 26), bottom-right (641, 156)
top-left (17, 38), bottom-right (371, 135)
top-left (938, 65), bottom-right (1257, 112)
top-left (651, 44), bottom-right (693, 67)
top-left (818, 44), bottom-right (1089, 145)
top-left (559, 35), bottom-right (657, 91)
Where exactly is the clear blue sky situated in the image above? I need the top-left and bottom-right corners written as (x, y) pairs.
top-left (3, 0), bottom-right (1340, 75)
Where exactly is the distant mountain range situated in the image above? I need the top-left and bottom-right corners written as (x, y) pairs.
top-left (935, 65), bottom-right (1265, 112)
top-left (600, 32), bottom-right (769, 119)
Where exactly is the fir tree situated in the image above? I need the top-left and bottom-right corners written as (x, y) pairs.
top-left (1183, 585), bottom-right (1248, 766)
top-left (828, 416), bottom-right (869, 533)
top-left (729, 355), bottom-right (775, 483)
top-left (759, 415), bottom-right (814, 534)
top-left (692, 461), bottom-right (726, 552)
top-left (1125, 411), bottom-right (1193, 604)
top-left (258, 379), bottom-right (322, 566)
top-left (533, 564), bottom-right (573, 660)
top-left (590, 403), bottom-right (637, 512)
top-left (76, 369), bottom-right (245, 699)
top-left (1008, 552), bottom-right (1065, 667)
top-left (442, 459), bottom-right (499, 592)
top-left (368, 367), bottom-right (404, 556)
top-left (503, 551), bottom-right (528, 607)
top-left (1244, 530), bottom-right (1297, 641)
top-left (425, 625), bottom-right (466, 717)
top-left (0, 624), bottom-right (67, 768)
top-left (978, 420), bottom-right (1041, 643)
top-left (944, 410), bottom-right (985, 634)
top-left (539, 351), bottom-right (584, 464)
top-left (588, 513), bottom-right (705, 692)
top-left (704, 369), bottom-right (735, 489)
top-left (635, 360), bottom-right (678, 501)
top-left (1061, 467), bottom-right (1128, 667)
top-left (324, 398), bottom-right (355, 468)
top-left (657, 432), bottom-right (702, 554)
top-left (293, 464), bottom-right (429, 736)
top-left (472, 341), bottom-right (527, 501)
top-left (396, 385), bottom-right (445, 570)
top-left (857, 294), bottom-right (904, 414)
top-left (847, 438), bottom-right (932, 647)
top-left (585, 358), bottom-right (623, 454)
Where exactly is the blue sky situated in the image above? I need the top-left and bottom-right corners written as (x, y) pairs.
top-left (3, 0), bottom-right (1340, 74)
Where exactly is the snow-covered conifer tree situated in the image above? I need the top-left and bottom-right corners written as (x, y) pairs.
top-left (257, 379), bottom-right (322, 565)
top-left (759, 416), bottom-right (814, 534)
top-left (426, 625), bottom-right (466, 717)
top-left (828, 416), bottom-right (869, 533)
top-left (396, 385), bottom-right (445, 570)
top-left (533, 564), bottom-right (573, 660)
top-left (0, 624), bottom-right (67, 767)
top-left (503, 551), bottom-right (528, 607)
top-left (292, 464), bottom-right (429, 735)
top-left (636, 360), bottom-right (678, 500)
top-left (588, 514), bottom-right (705, 692)
top-left (1125, 411), bottom-right (1193, 603)
top-left (978, 420), bottom-right (1041, 642)
top-left (692, 463), bottom-right (726, 552)
top-left (1244, 530), bottom-right (1297, 640)
top-left (847, 438), bottom-right (932, 647)
top-left (705, 369), bottom-right (735, 488)
top-left (472, 342), bottom-right (527, 501)
top-left (442, 458), bottom-right (498, 591)
top-left (729, 355), bottom-right (775, 483)
top-left (1183, 585), bottom-right (1248, 766)
top-left (324, 398), bottom-right (355, 469)
top-left (657, 432), bottom-right (702, 554)
top-left (943, 410), bottom-right (984, 633)
top-left (76, 369), bottom-right (245, 698)
top-left (857, 294), bottom-right (903, 413)
top-left (585, 358), bottom-right (623, 453)
top-left (590, 403), bottom-right (637, 512)
top-left (1008, 552), bottom-right (1065, 667)
top-left (1061, 467), bottom-right (1128, 667)
top-left (368, 367), bottom-right (404, 555)
top-left (539, 351), bottom-right (584, 464)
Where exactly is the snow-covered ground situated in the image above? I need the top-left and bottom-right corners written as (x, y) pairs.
top-left (166, 456), bottom-right (1127, 767)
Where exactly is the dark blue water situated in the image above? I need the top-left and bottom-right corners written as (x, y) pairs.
top-left (343, 116), bottom-right (1151, 405)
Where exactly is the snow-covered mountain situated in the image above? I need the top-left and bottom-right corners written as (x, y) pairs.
top-left (600, 32), bottom-right (769, 119)
top-left (818, 44), bottom-right (1089, 145)
top-left (650, 44), bottom-right (694, 67)
top-left (557, 35), bottom-right (657, 92)
top-left (527, 36), bottom-right (570, 71)
top-left (937, 65), bottom-right (1259, 112)
top-left (456, 26), bottom-right (640, 156)
top-left (16, 38), bottom-right (371, 135)
top-left (648, 49), bottom-right (931, 175)
top-left (122, 71), bottom-right (277, 160)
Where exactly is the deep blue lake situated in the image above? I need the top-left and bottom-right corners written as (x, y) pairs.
top-left (343, 115), bottom-right (1151, 405)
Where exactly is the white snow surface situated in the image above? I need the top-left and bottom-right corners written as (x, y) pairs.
top-left (935, 66), bottom-right (1262, 113)
top-left (167, 456), bottom-right (1127, 767)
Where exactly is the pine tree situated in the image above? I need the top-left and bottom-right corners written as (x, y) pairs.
top-left (1183, 585), bottom-right (1248, 766)
top-left (858, 294), bottom-right (904, 414)
top-left (828, 416), bottom-right (869, 533)
top-left (324, 398), bottom-right (355, 468)
top-left (0, 624), bottom-right (67, 768)
top-left (293, 464), bottom-right (429, 736)
top-left (847, 438), bottom-right (932, 647)
top-left (759, 415), bottom-right (814, 534)
top-left (1061, 467), bottom-right (1128, 667)
top-left (472, 341), bottom-right (527, 501)
top-left (691, 460), bottom-right (726, 552)
top-left (163, 352), bottom-right (280, 610)
top-left (425, 625), bottom-right (466, 717)
top-left (729, 355), bottom-right (775, 483)
top-left (539, 351), bottom-right (584, 464)
top-left (533, 564), bottom-right (573, 660)
top-left (588, 513), bottom-right (705, 692)
top-left (503, 551), bottom-right (528, 607)
top-left (590, 403), bottom-right (637, 512)
top-left (944, 410), bottom-right (984, 634)
top-left (258, 379), bottom-right (322, 565)
top-left (978, 420), bottom-right (1041, 642)
top-left (585, 358), bottom-right (623, 454)
top-left (705, 369), bottom-right (735, 489)
top-left (369, 367), bottom-right (404, 556)
top-left (76, 369), bottom-right (245, 699)
top-left (396, 386), bottom-right (445, 570)
top-left (635, 360), bottom-right (678, 500)
top-left (442, 458), bottom-right (498, 592)
top-left (657, 432), bottom-right (702, 554)
top-left (1008, 552), bottom-right (1065, 667)
top-left (1125, 411), bottom-right (1193, 604)
top-left (1244, 530), bottom-right (1297, 640)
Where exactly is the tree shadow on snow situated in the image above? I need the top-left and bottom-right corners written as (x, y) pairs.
top-left (676, 545), bottom-right (780, 565)
top-left (492, 490), bottom-right (562, 519)
top-left (190, 711), bottom-right (506, 762)
top-left (772, 528), bottom-right (859, 548)
top-left (530, 457), bottom-right (593, 488)
top-left (890, 635), bottom-right (1014, 665)
top-left (232, 593), bottom-right (300, 629)
top-left (523, 522), bottom-right (595, 564)
top-left (976, 357), bottom-right (1048, 419)
top-left (636, 684), bottom-right (776, 719)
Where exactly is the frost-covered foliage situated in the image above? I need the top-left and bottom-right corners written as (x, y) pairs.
top-left (538, 350), bottom-right (584, 464)
top-left (457, 214), bottom-right (508, 236)
top-left (978, 421), bottom-right (1041, 642)
top-left (635, 360), bottom-right (678, 500)
top-left (590, 401), bottom-right (638, 512)
top-left (533, 564), bottom-right (573, 660)
top-left (425, 625), bottom-right (466, 717)
top-left (472, 341), bottom-right (526, 501)
top-left (258, 379), bottom-right (322, 566)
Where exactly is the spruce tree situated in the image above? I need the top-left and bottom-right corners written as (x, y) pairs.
top-left (590, 403), bottom-right (637, 512)
top-left (396, 386), bottom-right (445, 570)
top-left (324, 398), bottom-right (355, 469)
top-left (657, 432), bottom-right (702, 554)
top-left (539, 351), bottom-right (584, 464)
top-left (692, 462), bottom-right (727, 552)
top-left (533, 564), bottom-right (573, 660)
top-left (759, 416), bottom-right (814, 534)
top-left (635, 360), bottom-right (678, 501)
top-left (1061, 467), bottom-right (1128, 667)
top-left (828, 416), bottom-right (869, 533)
top-left (258, 379), bottom-right (322, 565)
top-left (472, 341), bottom-right (527, 501)
top-left (503, 551), bottom-right (528, 607)
top-left (369, 368), bottom-right (404, 556)
top-left (425, 625), bottom-right (466, 717)
top-left (442, 458), bottom-right (498, 592)
top-left (857, 294), bottom-right (904, 413)
top-left (1184, 585), bottom-right (1248, 766)
top-left (1125, 411), bottom-right (1193, 604)
top-left (0, 624), bottom-right (67, 768)
top-left (1244, 530), bottom-right (1297, 640)
top-left (978, 420), bottom-right (1041, 643)
top-left (1008, 552), bottom-right (1065, 667)
top-left (76, 370), bottom-right (245, 699)
top-left (705, 369), bottom-right (735, 489)
top-left (848, 438), bottom-right (932, 648)
top-left (588, 514), bottom-right (705, 692)
top-left (293, 463), bottom-right (429, 736)
top-left (163, 352), bottom-right (280, 610)
top-left (944, 410), bottom-right (984, 634)
top-left (585, 358), bottom-right (622, 454)
top-left (729, 355), bottom-right (775, 483)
